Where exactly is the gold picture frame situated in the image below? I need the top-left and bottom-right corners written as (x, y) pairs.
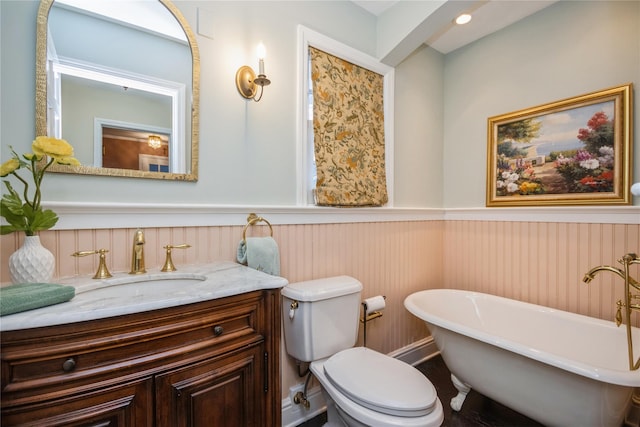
top-left (486, 84), bottom-right (633, 207)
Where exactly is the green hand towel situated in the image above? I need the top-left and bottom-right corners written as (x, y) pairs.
top-left (237, 237), bottom-right (280, 276)
top-left (0, 283), bottom-right (75, 316)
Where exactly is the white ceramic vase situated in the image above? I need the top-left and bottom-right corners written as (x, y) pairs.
top-left (8, 235), bottom-right (55, 284)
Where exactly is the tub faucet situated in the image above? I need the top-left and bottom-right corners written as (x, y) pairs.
top-left (129, 229), bottom-right (147, 274)
top-left (583, 264), bottom-right (640, 290)
top-left (583, 253), bottom-right (640, 370)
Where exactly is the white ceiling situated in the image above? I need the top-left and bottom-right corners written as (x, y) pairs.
top-left (353, 0), bottom-right (556, 54)
top-left (352, 0), bottom-right (399, 16)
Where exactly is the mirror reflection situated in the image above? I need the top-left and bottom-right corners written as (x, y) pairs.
top-left (36, 0), bottom-right (199, 180)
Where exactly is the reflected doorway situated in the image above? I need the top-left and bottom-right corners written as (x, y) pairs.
top-left (101, 126), bottom-right (170, 171)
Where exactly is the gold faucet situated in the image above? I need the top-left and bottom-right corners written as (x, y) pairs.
top-left (161, 244), bottom-right (192, 272)
top-left (583, 264), bottom-right (640, 290)
top-left (72, 249), bottom-right (112, 279)
top-left (129, 229), bottom-right (147, 274)
top-left (583, 253), bottom-right (640, 370)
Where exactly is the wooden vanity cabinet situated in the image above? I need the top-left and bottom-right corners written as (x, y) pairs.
top-left (1, 289), bottom-right (281, 427)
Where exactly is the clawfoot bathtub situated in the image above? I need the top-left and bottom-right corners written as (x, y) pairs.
top-left (405, 289), bottom-right (640, 427)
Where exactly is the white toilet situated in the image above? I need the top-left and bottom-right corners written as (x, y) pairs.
top-left (281, 276), bottom-right (444, 427)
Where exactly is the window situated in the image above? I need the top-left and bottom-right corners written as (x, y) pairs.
top-left (296, 26), bottom-right (394, 206)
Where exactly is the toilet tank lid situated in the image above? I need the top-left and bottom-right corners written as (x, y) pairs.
top-left (282, 276), bottom-right (362, 301)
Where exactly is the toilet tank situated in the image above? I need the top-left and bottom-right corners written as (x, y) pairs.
top-left (281, 276), bottom-right (363, 362)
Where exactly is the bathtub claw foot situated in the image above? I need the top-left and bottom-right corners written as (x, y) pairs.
top-left (450, 374), bottom-right (471, 412)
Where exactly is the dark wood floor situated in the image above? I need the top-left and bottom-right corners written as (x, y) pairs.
top-left (297, 354), bottom-right (541, 426)
top-left (298, 354), bottom-right (640, 427)
top-left (416, 355), bottom-right (542, 427)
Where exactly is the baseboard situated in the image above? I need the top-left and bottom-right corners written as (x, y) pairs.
top-left (281, 337), bottom-right (439, 427)
top-left (388, 336), bottom-right (439, 366)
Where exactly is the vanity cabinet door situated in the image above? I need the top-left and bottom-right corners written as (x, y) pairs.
top-left (155, 344), bottom-right (265, 427)
top-left (0, 377), bottom-right (153, 426)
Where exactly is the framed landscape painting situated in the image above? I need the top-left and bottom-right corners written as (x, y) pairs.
top-left (486, 84), bottom-right (632, 207)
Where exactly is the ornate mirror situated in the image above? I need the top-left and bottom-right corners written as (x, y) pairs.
top-left (36, 0), bottom-right (199, 181)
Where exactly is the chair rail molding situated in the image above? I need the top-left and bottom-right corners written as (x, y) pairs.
top-left (38, 202), bottom-right (640, 230)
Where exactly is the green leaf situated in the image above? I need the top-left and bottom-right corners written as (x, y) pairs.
top-left (30, 208), bottom-right (58, 232)
top-left (1, 182), bottom-right (25, 215)
top-left (0, 217), bottom-right (26, 234)
top-left (1, 182), bottom-right (57, 234)
top-left (0, 203), bottom-right (25, 234)
top-left (1, 196), bottom-right (25, 217)
top-left (1, 161), bottom-right (59, 235)
top-left (0, 225), bottom-right (19, 235)
top-left (20, 203), bottom-right (39, 235)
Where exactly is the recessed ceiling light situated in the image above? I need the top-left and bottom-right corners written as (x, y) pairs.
top-left (455, 13), bottom-right (472, 25)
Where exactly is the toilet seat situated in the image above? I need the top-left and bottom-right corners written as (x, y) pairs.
top-left (323, 347), bottom-right (438, 417)
top-left (310, 350), bottom-right (444, 427)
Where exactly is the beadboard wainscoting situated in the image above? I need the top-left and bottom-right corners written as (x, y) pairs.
top-left (1, 207), bottom-right (638, 407)
top-left (0, 219), bottom-right (445, 403)
top-left (443, 220), bottom-right (640, 326)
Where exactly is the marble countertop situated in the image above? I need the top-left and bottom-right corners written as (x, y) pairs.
top-left (1, 261), bottom-right (288, 332)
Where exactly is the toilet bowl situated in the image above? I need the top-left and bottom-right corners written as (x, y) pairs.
top-left (311, 347), bottom-right (444, 426)
top-left (281, 276), bottom-right (443, 427)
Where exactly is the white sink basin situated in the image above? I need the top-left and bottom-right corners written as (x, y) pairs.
top-left (75, 273), bottom-right (208, 300)
top-left (1, 261), bottom-right (289, 332)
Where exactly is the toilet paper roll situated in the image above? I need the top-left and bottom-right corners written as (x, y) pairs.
top-left (364, 295), bottom-right (385, 315)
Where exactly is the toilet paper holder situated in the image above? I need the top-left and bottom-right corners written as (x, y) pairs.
top-left (360, 307), bottom-right (384, 323)
top-left (360, 295), bottom-right (386, 347)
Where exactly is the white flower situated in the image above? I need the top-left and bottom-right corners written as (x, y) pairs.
top-left (501, 171), bottom-right (511, 179)
top-left (599, 146), bottom-right (614, 156)
top-left (580, 159), bottom-right (600, 170)
top-left (555, 155), bottom-right (572, 165)
top-left (598, 156), bottom-right (613, 167)
top-left (597, 146), bottom-right (614, 167)
top-left (508, 173), bottom-right (519, 182)
top-left (497, 180), bottom-right (505, 189)
top-left (507, 182), bottom-right (519, 193)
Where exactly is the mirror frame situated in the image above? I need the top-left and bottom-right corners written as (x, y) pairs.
top-left (36, 0), bottom-right (200, 181)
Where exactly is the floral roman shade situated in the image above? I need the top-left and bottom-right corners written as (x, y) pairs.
top-left (310, 47), bottom-right (388, 207)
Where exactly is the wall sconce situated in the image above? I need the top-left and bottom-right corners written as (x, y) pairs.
top-left (148, 134), bottom-right (162, 149)
top-left (235, 43), bottom-right (271, 102)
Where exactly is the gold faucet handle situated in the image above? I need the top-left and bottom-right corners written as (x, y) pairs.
top-left (72, 249), bottom-right (112, 279)
top-left (72, 250), bottom-right (101, 257)
top-left (161, 244), bottom-right (192, 272)
top-left (619, 253), bottom-right (640, 265)
top-left (615, 300), bottom-right (624, 327)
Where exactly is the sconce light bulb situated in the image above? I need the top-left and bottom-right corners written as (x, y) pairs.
top-left (631, 182), bottom-right (640, 196)
top-left (257, 43), bottom-right (266, 60)
top-left (257, 43), bottom-right (266, 76)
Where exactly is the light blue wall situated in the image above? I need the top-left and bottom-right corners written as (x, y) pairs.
top-left (3, 1), bottom-right (432, 206)
top-left (1, 1), bottom-right (637, 209)
top-left (442, 0), bottom-right (640, 207)
top-left (394, 44), bottom-right (444, 207)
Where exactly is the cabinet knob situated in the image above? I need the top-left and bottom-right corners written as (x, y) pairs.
top-left (213, 325), bottom-right (224, 336)
top-left (62, 357), bottom-right (76, 372)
